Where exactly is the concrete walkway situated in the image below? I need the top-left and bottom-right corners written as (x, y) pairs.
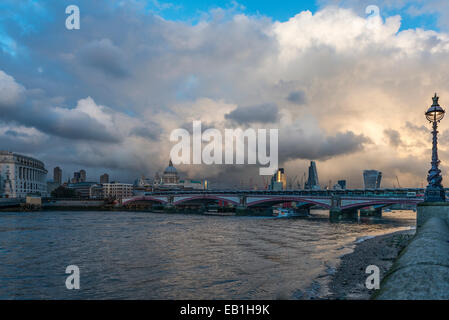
top-left (375, 217), bottom-right (449, 299)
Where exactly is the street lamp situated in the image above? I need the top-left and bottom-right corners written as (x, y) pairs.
top-left (424, 93), bottom-right (446, 202)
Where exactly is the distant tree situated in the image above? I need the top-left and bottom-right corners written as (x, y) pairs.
top-left (51, 186), bottom-right (78, 198)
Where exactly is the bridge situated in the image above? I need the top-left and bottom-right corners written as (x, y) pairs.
top-left (122, 188), bottom-right (427, 219)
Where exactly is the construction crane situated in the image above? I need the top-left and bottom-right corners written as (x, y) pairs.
top-left (261, 176), bottom-right (269, 190)
top-left (395, 175), bottom-right (401, 189)
top-left (288, 175), bottom-right (298, 190)
top-left (299, 172), bottom-right (306, 189)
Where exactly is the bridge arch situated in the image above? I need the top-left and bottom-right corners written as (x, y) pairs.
top-left (341, 198), bottom-right (422, 210)
top-left (173, 195), bottom-right (240, 206)
top-left (122, 195), bottom-right (168, 206)
top-left (247, 196), bottom-right (331, 208)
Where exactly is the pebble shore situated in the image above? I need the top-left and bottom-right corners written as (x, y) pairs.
top-left (326, 229), bottom-right (415, 300)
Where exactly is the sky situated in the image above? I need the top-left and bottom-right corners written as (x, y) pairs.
top-left (1, 0), bottom-right (449, 188)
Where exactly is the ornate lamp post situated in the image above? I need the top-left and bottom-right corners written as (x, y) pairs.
top-left (424, 93), bottom-right (446, 202)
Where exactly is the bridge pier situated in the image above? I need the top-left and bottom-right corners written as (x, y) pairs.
top-left (359, 207), bottom-right (382, 218)
top-left (235, 205), bottom-right (250, 216)
top-left (329, 208), bottom-right (358, 221)
top-left (297, 207), bottom-right (310, 216)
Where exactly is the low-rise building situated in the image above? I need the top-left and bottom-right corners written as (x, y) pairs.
top-left (103, 182), bottom-right (133, 200)
top-left (179, 179), bottom-right (206, 190)
top-left (67, 182), bottom-right (99, 199)
top-left (89, 184), bottom-right (104, 199)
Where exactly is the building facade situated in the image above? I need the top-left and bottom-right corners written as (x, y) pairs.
top-left (100, 173), bottom-right (109, 184)
top-left (53, 166), bottom-right (62, 185)
top-left (71, 170), bottom-right (86, 184)
top-left (103, 182), bottom-right (133, 199)
top-left (67, 182), bottom-right (99, 199)
top-left (79, 170), bottom-right (86, 183)
top-left (270, 168), bottom-right (286, 191)
top-left (337, 180), bottom-right (347, 189)
top-left (0, 151), bottom-right (48, 198)
top-left (363, 170), bottom-right (382, 189)
top-left (179, 179), bottom-right (206, 190)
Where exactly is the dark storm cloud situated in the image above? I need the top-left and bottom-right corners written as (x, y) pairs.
top-left (0, 74), bottom-right (121, 143)
top-left (78, 39), bottom-right (128, 78)
top-left (286, 90), bottom-right (306, 105)
top-left (0, 101), bottom-right (121, 143)
top-left (225, 103), bottom-right (279, 125)
top-left (384, 129), bottom-right (403, 148)
top-left (0, 131), bottom-right (47, 154)
top-left (280, 130), bottom-right (371, 161)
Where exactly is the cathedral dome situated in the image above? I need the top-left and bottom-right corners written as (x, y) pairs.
top-left (163, 159), bottom-right (177, 174)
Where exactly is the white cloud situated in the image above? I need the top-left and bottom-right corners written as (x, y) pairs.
top-left (0, 71), bottom-right (25, 107)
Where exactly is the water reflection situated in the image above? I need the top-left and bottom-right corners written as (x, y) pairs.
top-left (0, 209), bottom-right (415, 299)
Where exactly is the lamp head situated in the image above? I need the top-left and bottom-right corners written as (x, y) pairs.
top-left (425, 93), bottom-right (445, 122)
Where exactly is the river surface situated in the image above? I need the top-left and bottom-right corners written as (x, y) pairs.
top-left (0, 210), bottom-right (415, 299)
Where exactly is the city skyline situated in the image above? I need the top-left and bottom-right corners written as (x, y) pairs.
top-left (2, 1), bottom-right (449, 188)
top-left (11, 154), bottom-right (418, 190)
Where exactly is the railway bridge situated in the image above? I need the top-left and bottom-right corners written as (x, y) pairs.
top-left (122, 188), bottom-right (427, 219)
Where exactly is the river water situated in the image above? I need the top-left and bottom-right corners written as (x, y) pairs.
top-left (0, 210), bottom-right (415, 299)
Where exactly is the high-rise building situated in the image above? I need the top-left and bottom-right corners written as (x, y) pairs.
top-left (0, 151), bottom-right (48, 198)
top-left (79, 170), bottom-right (86, 183)
top-left (305, 161), bottom-right (320, 190)
top-left (100, 173), bottom-right (109, 184)
top-left (337, 180), bottom-right (346, 189)
top-left (270, 168), bottom-right (286, 191)
top-left (72, 171), bottom-right (81, 184)
top-left (333, 180), bottom-right (346, 190)
top-left (53, 166), bottom-right (62, 185)
top-left (363, 170), bottom-right (382, 189)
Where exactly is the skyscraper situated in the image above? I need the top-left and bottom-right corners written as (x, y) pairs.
top-left (72, 171), bottom-right (81, 184)
top-left (100, 173), bottom-right (109, 184)
top-left (53, 166), bottom-right (62, 185)
top-left (79, 170), bottom-right (86, 182)
top-left (363, 170), bottom-right (382, 189)
top-left (305, 161), bottom-right (320, 190)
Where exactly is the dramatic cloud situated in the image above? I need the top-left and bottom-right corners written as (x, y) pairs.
top-left (2, 1), bottom-right (449, 187)
top-left (225, 103), bottom-right (279, 124)
top-left (77, 38), bottom-right (128, 78)
top-left (0, 78), bottom-right (122, 143)
top-left (280, 125), bottom-right (371, 161)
